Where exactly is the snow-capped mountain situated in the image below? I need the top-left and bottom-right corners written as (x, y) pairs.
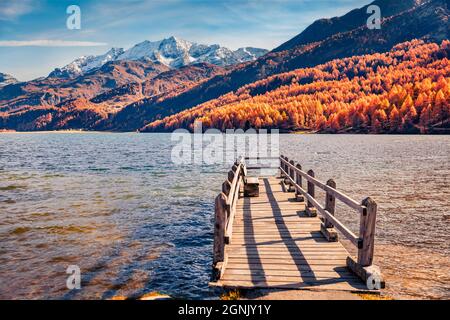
top-left (0, 72), bottom-right (18, 88)
top-left (50, 37), bottom-right (268, 78)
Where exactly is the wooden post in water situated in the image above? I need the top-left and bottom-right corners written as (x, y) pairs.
top-left (305, 170), bottom-right (317, 217)
top-left (358, 197), bottom-right (377, 266)
top-left (347, 197), bottom-right (384, 289)
top-left (228, 170), bottom-right (235, 185)
top-left (321, 179), bottom-right (338, 241)
top-left (222, 181), bottom-right (231, 197)
top-left (213, 193), bottom-right (227, 276)
top-left (295, 163), bottom-right (304, 202)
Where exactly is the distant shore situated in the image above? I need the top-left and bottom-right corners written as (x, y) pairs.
top-left (0, 129), bottom-right (135, 134)
top-left (1, 129), bottom-right (449, 135)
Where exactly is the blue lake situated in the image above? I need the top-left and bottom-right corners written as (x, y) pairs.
top-left (0, 133), bottom-right (448, 299)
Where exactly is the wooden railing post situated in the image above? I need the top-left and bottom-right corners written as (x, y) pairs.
top-left (280, 155), bottom-right (286, 178)
top-left (288, 160), bottom-right (295, 192)
top-left (283, 156), bottom-right (289, 176)
top-left (228, 170), bottom-right (235, 184)
top-left (358, 197), bottom-right (377, 266)
top-left (347, 197), bottom-right (384, 289)
top-left (213, 193), bottom-right (227, 268)
top-left (295, 163), bottom-right (304, 202)
top-left (321, 179), bottom-right (338, 241)
top-left (325, 179), bottom-right (336, 228)
top-left (305, 170), bottom-right (317, 217)
top-left (222, 181), bottom-right (231, 196)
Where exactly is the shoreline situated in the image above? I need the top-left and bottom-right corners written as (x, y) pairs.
top-left (1, 129), bottom-right (449, 135)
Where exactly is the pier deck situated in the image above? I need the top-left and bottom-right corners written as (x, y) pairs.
top-left (210, 157), bottom-right (384, 293)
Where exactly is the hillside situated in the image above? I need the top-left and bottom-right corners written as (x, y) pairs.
top-left (0, 60), bottom-right (170, 113)
top-left (273, 0), bottom-right (424, 52)
top-left (0, 63), bottom-right (225, 131)
top-left (143, 40), bottom-right (450, 134)
top-left (108, 0), bottom-right (449, 131)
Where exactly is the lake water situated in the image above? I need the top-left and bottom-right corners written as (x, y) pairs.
top-left (0, 133), bottom-right (448, 300)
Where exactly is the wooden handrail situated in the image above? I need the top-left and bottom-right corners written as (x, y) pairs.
top-left (280, 166), bottom-right (360, 247)
top-left (212, 157), bottom-right (246, 280)
top-left (280, 157), bottom-right (365, 214)
top-left (279, 155), bottom-right (379, 271)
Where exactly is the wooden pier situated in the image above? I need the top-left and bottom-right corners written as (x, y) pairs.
top-left (210, 156), bottom-right (384, 293)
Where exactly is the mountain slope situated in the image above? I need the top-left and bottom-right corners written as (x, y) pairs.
top-left (49, 48), bottom-right (125, 78)
top-left (273, 0), bottom-right (424, 52)
top-left (98, 63), bottom-right (226, 131)
top-left (143, 40), bottom-right (450, 134)
top-left (0, 60), bottom-right (170, 114)
top-left (0, 63), bottom-right (225, 131)
top-left (107, 0), bottom-right (449, 131)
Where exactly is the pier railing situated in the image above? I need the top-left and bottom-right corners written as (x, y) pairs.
top-left (212, 157), bottom-right (246, 280)
top-left (279, 155), bottom-right (383, 285)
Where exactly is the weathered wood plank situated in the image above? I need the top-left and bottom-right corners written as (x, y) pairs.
top-left (226, 264), bottom-right (350, 271)
top-left (223, 270), bottom-right (360, 280)
top-left (211, 280), bottom-right (371, 292)
top-left (227, 258), bottom-right (349, 265)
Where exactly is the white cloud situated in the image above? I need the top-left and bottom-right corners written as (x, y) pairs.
top-left (0, 40), bottom-right (108, 47)
top-left (0, 0), bottom-right (37, 21)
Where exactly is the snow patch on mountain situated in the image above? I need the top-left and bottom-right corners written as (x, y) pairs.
top-left (49, 47), bottom-right (124, 78)
top-left (0, 72), bottom-right (18, 88)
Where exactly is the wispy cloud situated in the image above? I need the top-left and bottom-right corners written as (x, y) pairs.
top-left (0, 40), bottom-right (108, 47)
top-left (0, 0), bottom-right (38, 21)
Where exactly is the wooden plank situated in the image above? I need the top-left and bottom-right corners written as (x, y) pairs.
top-left (230, 233), bottom-right (329, 239)
top-left (226, 258), bottom-right (349, 265)
top-left (220, 274), bottom-right (361, 282)
top-left (227, 253), bottom-right (349, 259)
top-left (227, 244), bottom-right (345, 251)
top-left (211, 280), bottom-right (371, 292)
top-left (233, 226), bottom-right (319, 230)
top-left (233, 230), bottom-right (327, 235)
top-left (232, 225), bottom-right (321, 230)
top-left (226, 264), bottom-right (350, 271)
top-left (235, 216), bottom-right (320, 221)
top-left (228, 238), bottom-right (340, 244)
top-left (223, 270), bottom-right (360, 279)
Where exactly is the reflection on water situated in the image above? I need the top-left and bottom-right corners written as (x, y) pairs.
top-left (0, 133), bottom-right (448, 299)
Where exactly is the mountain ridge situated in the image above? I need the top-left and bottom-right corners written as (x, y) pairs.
top-left (273, 0), bottom-right (426, 52)
top-left (49, 36), bottom-right (268, 78)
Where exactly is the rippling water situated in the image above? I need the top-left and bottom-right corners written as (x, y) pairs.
top-left (0, 133), bottom-right (448, 299)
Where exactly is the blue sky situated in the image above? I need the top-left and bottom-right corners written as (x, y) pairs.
top-left (0, 0), bottom-right (371, 80)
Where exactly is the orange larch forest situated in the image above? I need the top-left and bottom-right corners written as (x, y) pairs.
top-left (144, 40), bottom-right (450, 134)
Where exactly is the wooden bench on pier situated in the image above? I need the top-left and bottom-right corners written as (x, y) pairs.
top-left (209, 156), bottom-right (384, 293)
